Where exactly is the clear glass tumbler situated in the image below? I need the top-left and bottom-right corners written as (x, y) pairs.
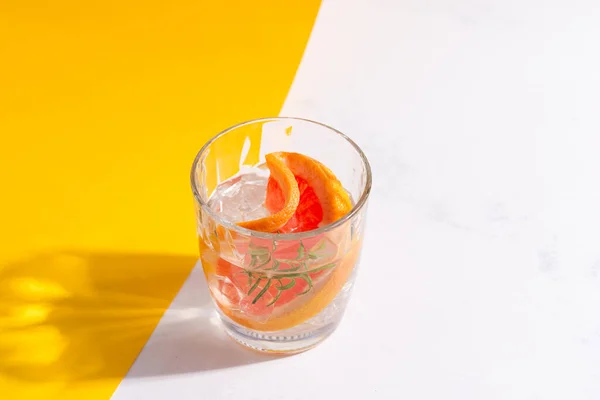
top-left (190, 117), bottom-right (371, 353)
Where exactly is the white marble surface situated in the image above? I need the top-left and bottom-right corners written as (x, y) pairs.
top-left (112, 0), bottom-right (600, 398)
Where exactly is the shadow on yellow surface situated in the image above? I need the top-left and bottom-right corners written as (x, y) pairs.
top-left (0, 251), bottom-right (275, 388)
top-left (0, 251), bottom-right (195, 384)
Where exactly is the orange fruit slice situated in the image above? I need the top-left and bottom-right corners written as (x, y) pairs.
top-left (266, 175), bottom-right (323, 233)
top-left (236, 153), bottom-right (299, 232)
top-left (281, 152), bottom-right (352, 225)
top-left (265, 152), bottom-right (352, 232)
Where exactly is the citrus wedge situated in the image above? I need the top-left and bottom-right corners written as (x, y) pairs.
top-left (266, 175), bottom-right (323, 233)
top-left (265, 152), bottom-right (352, 232)
top-left (236, 153), bottom-right (299, 232)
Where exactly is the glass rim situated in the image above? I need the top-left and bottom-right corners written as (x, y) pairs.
top-left (190, 116), bottom-right (372, 240)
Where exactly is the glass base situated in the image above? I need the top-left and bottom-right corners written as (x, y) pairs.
top-left (217, 312), bottom-right (339, 354)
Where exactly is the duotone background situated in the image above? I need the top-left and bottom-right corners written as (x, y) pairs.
top-left (2, 0), bottom-right (600, 399)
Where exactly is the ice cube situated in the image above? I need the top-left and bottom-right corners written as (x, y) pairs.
top-left (208, 171), bottom-right (270, 223)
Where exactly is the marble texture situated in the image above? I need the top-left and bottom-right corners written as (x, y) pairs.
top-left (112, 0), bottom-right (600, 398)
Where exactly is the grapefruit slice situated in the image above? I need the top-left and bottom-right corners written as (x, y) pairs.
top-left (266, 176), bottom-right (322, 233)
top-left (236, 153), bottom-right (299, 232)
top-left (265, 152), bottom-right (352, 233)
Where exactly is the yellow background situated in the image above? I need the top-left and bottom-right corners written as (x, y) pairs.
top-left (0, 1), bottom-right (320, 398)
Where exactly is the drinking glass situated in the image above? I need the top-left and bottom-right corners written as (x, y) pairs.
top-left (191, 117), bottom-right (371, 353)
